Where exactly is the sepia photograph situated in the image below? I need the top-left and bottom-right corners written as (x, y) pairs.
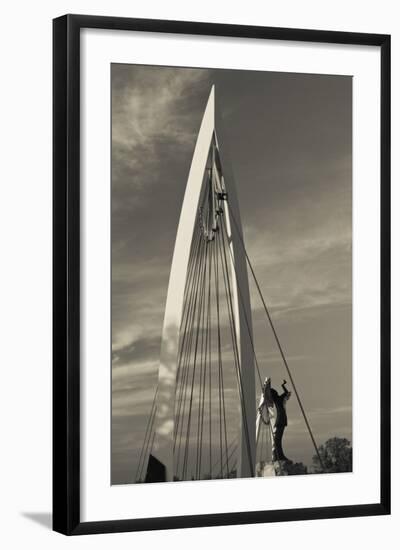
top-left (111, 64), bottom-right (353, 485)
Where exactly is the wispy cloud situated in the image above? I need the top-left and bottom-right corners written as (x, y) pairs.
top-left (244, 214), bottom-right (351, 316)
top-left (113, 69), bottom-right (209, 145)
top-left (112, 66), bottom-right (212, 201)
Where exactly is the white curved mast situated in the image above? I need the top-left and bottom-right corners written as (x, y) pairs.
top-left (152, 86), bottom-right (255, 481)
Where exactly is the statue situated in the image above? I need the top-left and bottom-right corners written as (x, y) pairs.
top-left (258, 377), bottom-right (291, 462)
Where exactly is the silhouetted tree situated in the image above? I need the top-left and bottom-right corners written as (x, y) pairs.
top-left (313, 437), bottom-right (352, 473)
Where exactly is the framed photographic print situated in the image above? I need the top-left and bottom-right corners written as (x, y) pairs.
top-left (53, 14), bottom-right (391, 535)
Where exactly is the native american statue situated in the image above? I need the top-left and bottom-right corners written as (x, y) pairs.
top-left (257, 377), bottom-right (291, 462)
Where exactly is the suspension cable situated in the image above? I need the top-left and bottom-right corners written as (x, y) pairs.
top-left (227, 203), bottom-right (325, 472)
top-left (219, 212), bottom-right (263, 388)
top-left (217, 226), bottom-right (255, 477)
top-left (174, 230), bottom-right (205, 450)
top-left (174, 232), bottom-right (206, 474)
top-left (182, 237), bottom-right (209, 480)
top-left (134, 387), bottom-right (158, 482)
top-left (214, 232), bottom-right (230, 478)
top-left (220, 211), bottom-right (282, 470)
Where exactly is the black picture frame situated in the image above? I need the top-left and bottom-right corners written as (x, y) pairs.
top-left (53, 14), bottom-right (391, 535)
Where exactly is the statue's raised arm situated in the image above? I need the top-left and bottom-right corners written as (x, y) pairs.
top-left (281, 379), bottom-right (291, 400)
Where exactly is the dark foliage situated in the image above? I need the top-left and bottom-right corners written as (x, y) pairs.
top-left (313, 437), bottom-right (352, 473)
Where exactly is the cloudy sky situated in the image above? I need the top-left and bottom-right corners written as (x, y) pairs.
top-left (111, 64), bottom-right (352, 484)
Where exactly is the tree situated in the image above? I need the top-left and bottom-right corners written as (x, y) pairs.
top-left (312, 437), bottom-right (352, 473)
